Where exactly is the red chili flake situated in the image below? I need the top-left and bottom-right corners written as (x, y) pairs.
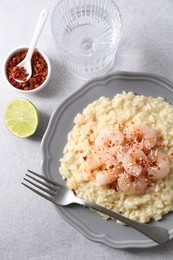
top-left (90, 129), bottom-right (93, 133)
top-left (149, 161), bottom-right (158, 167)
top-left (88, 140), bottom-right (93, 145)
top-left (114, 186), bottom-right (118, 192)
top-left (158, 136), bottom-right (163, 141)
top-left (170, 152), bottom-right (173, 156)
top-left (6, 50), bottom-right (48, 90)
top-left (83, 156), bottom-right (87, 161)
top-left (11, 66), bottom-right (28, 81)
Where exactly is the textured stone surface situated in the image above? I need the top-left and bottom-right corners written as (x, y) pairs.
top-left (1, 0), bottom-right (173, 259)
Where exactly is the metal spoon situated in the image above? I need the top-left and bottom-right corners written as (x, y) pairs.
top-left (14, 9), bottom-right (48, 83)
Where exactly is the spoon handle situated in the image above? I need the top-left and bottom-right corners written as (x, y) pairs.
top-left (26, 9), bottom-right (48, 60)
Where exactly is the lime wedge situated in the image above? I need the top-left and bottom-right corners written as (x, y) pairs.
top-left (4, 98), bottom-right (39, 138)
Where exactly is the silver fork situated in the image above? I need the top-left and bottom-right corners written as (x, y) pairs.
top-left (22, 170), bottom-right (169, 245)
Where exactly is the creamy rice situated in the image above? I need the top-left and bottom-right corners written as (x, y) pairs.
top-left (59, 92), bottom-right (173, 223)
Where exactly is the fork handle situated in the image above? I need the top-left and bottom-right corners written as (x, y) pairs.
top-left (76, 199), bottom-right (169, 245)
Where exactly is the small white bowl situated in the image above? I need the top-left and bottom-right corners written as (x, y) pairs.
top-left (3, 46), bottom-right (51, 93)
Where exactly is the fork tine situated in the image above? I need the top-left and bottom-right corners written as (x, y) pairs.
top-left (27, 169), bottom-right (66, 189)
top-left (24, 178), bottom-right (56, 196)
top-left (26, 174), bottom-right (57, 191)
top-left (21, 182), bottom-right (53, 202)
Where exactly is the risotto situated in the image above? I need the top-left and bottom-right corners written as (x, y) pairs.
top-left (59, 92), bottom-right (173, 223)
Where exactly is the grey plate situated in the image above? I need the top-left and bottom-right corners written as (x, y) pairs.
top-left (41, 71), bottom-right (173, 249)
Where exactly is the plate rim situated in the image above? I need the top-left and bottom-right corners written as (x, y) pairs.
top-left (41, 71), bottom-right (173, 249)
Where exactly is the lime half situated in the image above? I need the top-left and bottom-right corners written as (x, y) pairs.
top-left (4, 98), bottom-right (39, 138)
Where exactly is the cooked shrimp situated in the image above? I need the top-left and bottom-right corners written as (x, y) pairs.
top-left (104, 153), bottom-right (123, 172)
top-left (118, 173), bottom-right (148, 195)
top-left (89, 152), bottom-right (123, 172)
top-left (95, 127), bottom-right (124, 151)
top-left (124, 123), bottom-right (157, 151)
top-left (147, 151), bottom-right (171, 180)
top-left (122, 148), bottom-right (148, 177)
top-left (95, 169), bottom-right (119, 186)
top-left (89, 155), bottom-right (104, 171)
top-left (112, 145), bottom-right (127, 163)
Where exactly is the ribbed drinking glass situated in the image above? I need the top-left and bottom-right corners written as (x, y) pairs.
top-left (51, 0), bottom-right (122, 79)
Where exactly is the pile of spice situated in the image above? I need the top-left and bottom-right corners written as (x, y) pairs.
top-left (6, 50), bottom-right (48, 91)
top-left (11, 66), bottom-right (28, 82)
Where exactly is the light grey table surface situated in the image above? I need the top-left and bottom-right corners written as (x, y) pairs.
top-left (1, 0), bottom-right (173, 259)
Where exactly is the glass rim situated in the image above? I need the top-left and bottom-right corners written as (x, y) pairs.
top-left (51, 0), bottom-right (122, 61)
